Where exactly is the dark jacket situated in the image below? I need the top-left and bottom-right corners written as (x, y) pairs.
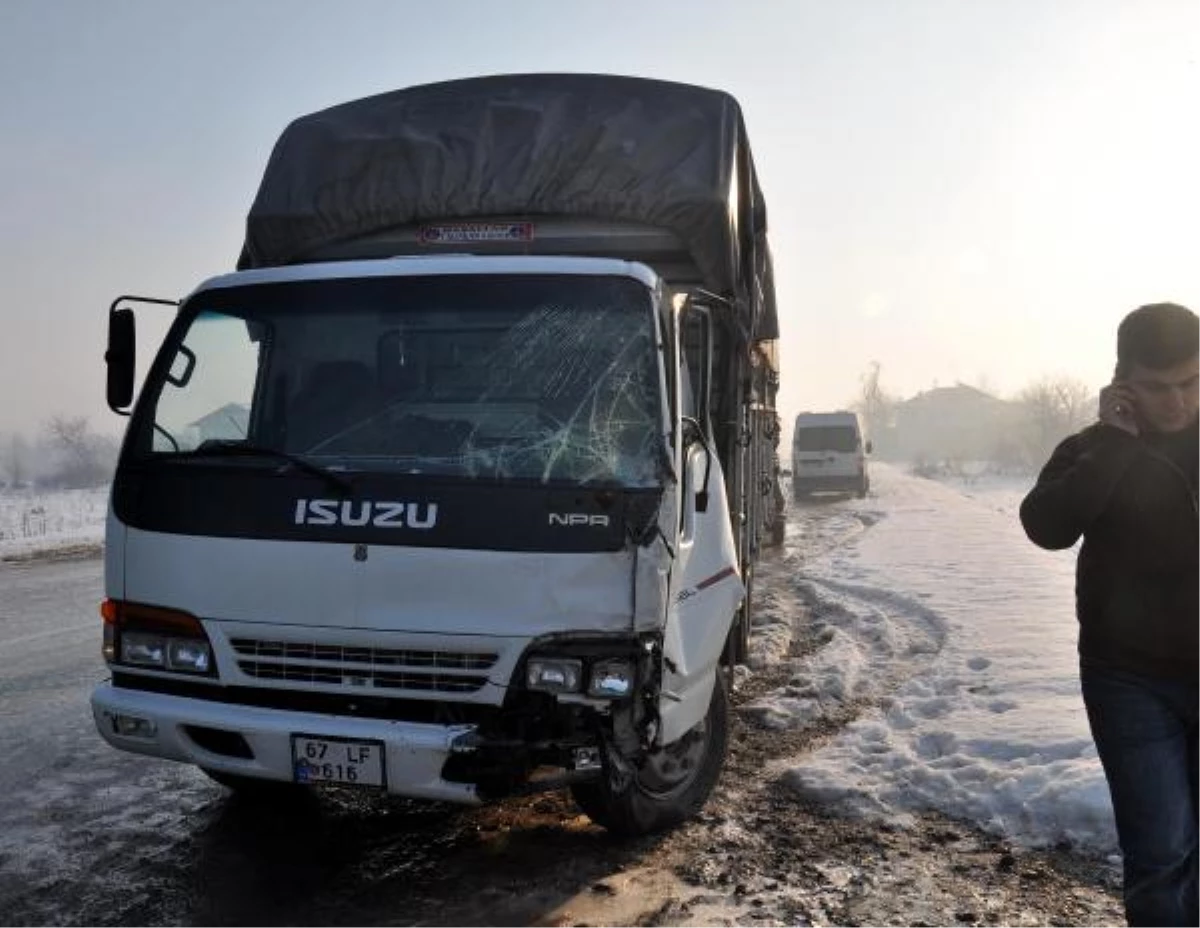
top-left (1020, 422), bottom-right (1198, 679)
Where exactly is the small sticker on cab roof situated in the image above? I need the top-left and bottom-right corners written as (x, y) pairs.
top-left (417, 222), bottom-right (534, 245)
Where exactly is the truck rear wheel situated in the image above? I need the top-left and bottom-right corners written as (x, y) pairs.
top-left (571, 673), bottom-right (729, 836)
top-left (769, 512), bottom-right (786, 546)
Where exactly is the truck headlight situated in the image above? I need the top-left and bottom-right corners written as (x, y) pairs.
top-left (167, 639), bottom-right (212, 673)
top-left (120, 633), bottom-right (213, 673)
top-left (588, 659), bottom-right (634, 698)
top-left (102, 599), bottom-right (217, 677)
top-left (526, 658), bottom-right (582, 694)
top-left (122, 631), bottom-right (167, 667)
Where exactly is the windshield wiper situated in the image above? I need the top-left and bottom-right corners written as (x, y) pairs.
top-left (183, 440), bottom-right (354, 494)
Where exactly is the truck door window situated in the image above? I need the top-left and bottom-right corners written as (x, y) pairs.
top-left (682, 308), bottom-right (713, 438)
top-left (150, 311), bottom-right (263, 451)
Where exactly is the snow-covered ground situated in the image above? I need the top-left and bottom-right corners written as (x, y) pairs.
top-left (0, 487), bottom-right (107, 560)
top-left (754, 462), bottom-right (1117, 856)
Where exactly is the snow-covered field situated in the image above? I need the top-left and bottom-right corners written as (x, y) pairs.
top-left (755, 462), bottom-right (1117, 856)
top-left (0, 487), bottom-right (107, 560)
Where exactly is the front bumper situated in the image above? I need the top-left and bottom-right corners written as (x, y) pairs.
top-left (91, 682), bottom-right (480, 804)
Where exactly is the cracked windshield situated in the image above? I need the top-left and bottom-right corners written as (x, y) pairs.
top-left (145, 275), bottom-right (663, 486)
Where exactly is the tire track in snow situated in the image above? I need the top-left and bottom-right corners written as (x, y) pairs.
top-left (744, 496), bottom-right (948, 733)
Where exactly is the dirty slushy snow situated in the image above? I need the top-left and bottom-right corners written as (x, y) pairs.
top-left (750, 463), bottom-right (1117, 855)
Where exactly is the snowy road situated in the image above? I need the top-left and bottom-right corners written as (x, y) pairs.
top-left (0, 559), bottom-right (108, 790)
top-left (0, 559), bottom-right (217, 924)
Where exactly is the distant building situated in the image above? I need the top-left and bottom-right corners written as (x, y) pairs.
top-left (875, 384), bottom-right (1021, 465)
top-left (188, 404), bottom-right (249, 443)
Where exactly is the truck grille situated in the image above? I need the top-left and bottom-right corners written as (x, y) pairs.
top-left (229, 638), bottom-right (498, 694)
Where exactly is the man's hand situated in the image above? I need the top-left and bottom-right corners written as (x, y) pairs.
top-left (1098, 382), bottom-right (1139, 436)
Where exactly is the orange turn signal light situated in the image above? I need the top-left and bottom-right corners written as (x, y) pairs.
top-left (99, 599), bottom-right (204, 635)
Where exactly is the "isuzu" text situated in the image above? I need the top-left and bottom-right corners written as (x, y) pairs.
top-left (293, 499), bottom-right (438, 529)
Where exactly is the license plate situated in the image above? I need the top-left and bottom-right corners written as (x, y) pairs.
top-left (291, 735), bottom-right (386, 787)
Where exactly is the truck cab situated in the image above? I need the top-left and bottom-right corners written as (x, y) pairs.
top-left (92, 75), bottom-right (782, 835)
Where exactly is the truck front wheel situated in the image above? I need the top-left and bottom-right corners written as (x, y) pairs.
top-left (571, 674), bottom-right (729, 836)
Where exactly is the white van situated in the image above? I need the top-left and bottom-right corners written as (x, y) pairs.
top-left (791, 411), bottom-right (870, 498)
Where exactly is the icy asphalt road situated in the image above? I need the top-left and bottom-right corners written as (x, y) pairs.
top-left (0, 558), bottom-right (108, 793)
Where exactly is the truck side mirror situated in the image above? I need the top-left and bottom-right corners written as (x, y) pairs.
top-left (865, 440), bottom-right (873, 455)
top-left (106, 308), bottom-right (136, 412)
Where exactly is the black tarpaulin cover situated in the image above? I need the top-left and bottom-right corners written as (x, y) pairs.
top-left (238, 73), bottom-right (777, 339)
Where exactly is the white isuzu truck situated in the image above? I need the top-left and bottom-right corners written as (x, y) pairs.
top-left (92, 74), bottom-right (784, 834)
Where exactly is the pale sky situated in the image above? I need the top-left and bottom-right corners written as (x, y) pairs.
top-left (1, 0), bottom-right (1197, 440)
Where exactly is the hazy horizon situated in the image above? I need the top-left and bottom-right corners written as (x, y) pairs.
top-left (2, 0), bottom-right (1197, 441)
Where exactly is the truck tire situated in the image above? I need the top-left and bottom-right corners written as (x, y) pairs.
top-left (769, 512), bottom-right (786, 547)
top-left (763, 484), bottom-right (786, 548)
top-left (856, 477), bottom-right (870, 499)
top-left (571, 673), bottom-right (729, 836)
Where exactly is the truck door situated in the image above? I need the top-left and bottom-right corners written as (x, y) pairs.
top-left (659, 306), bottom-right (743, 743)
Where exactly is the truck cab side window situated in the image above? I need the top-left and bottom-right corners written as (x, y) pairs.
top-left (682, 307), bottom-right (713, 439)
top-left (150, 311), bottom-right (261, 452)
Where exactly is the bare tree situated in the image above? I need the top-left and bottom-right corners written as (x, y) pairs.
top-left (1, 433), bottom-right (30, 488)
top-left (1016, 376), bottom-right (1095, 468)
top-left (854, 361), bottom-right (896, 447)
top-left (44, 415), bottom-right (111, 488)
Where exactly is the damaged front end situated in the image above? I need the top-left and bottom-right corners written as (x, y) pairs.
top-left (443, 633), bottom-right (668, 801)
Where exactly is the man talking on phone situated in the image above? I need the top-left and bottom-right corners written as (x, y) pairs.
top-left (1021, 302), bottom-right (1198, 926)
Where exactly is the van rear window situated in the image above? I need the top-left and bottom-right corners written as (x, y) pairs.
top-left (794, 426), bottom-right (858, 453)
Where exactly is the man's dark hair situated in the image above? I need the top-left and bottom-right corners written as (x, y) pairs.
top-left (1115, 302), bottom-right (1199, 377)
